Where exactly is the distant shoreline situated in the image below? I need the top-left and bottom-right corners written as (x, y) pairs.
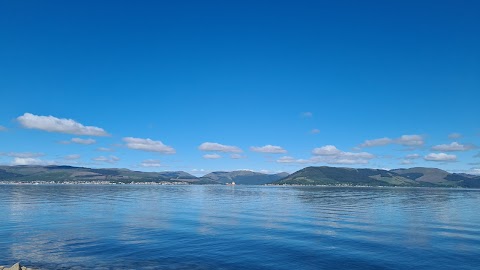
top-left (0, 181), bottom-right (191, 185)
top-left (1, 182), bottom-right (479, 190)
top-left (1, 165), bottom-right (479, 188)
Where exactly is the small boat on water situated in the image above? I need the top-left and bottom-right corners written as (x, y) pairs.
top-left (226, 181), bottom-right (236, 186)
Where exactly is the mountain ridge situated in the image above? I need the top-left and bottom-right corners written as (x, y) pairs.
top-left (0, 165), bottom-right (479, 187)
top-left (272, 166), bottom-right (480, 188)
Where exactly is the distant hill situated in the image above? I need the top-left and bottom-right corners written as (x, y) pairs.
top-left (272, 166), bottom-right (480, 188)
top-left (0, 165), bottom-right (198, 183)
top-left (1, 165), bottom-right (479, 188)
top-left (390, 167), bottom-right (450, 184)
top-left (0, 166), bottom-right (287, 185)
top-left (273, 166), bottom-right (420, 186)
top-left (391, 167), bottom-right (480, 188)
top-left (200, 171), bottom-right (289, 185)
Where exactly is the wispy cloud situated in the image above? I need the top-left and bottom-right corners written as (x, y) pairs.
top-left (60, 138), bottom-right (96, 145)
top-left (311, 129), bottom-right (320, 134)
top-left (12, 157), bottom-right (56, 165)
top-left (250, 145), bottom-right (287, 154)
top-left (468, 168), bottom-right (480, 175)
top-left (448, 133), bottom-right (462, 139)
top-left (64, 154), bottom-right (81, 160)
top-left (140, 159), bottom-right (163, 167)
top-left (203, 153), bottom-right (222, 159)
top-left (123, 137), bottom-right (176, 154)
top-left (276, 156), bottom-right (311, 164)
top-left (277, 145), bottom-right (374, 165)
top-left (301, 112), bottom-right (313, 118)
top-left (17, 113), bottom-right (108, 136)
top-left (396, 135), bottom-right (424, 147)
top-left (71, 138), bottom-right (96, 145)
top-left (431, 142), bottom-right (476, 152)
top-left (359, 134), bottom-right (424, 148)
top-left (0, 152), bottom-right (45, 158)
top-left (313, 151), bottom-right (374, 165)
top-left (400, 160), bottom-right (414, 165)
top-left (230, 154), bottom-right (245, 159)
top-left (92, 155), bottom-right (120, 164)
top-left (97, 147), bottom-right (114, 152)
top-left (400, 153), bottom-right (421, 165)
top-left (198, 142), bottom-right (242, 153)
top-left (359, 137), bottom-right (393, 147)
top-left (312, 145), bottom-right (375, 164)
top-left (424, 153), bottom-right (457, 162)
top-left (405, 154), bottom-right (421, 159)
top-left (0, 125), bottom-right (7, 131)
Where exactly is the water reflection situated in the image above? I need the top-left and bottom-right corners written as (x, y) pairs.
top-left (0, 185), bottom-right (479, 270)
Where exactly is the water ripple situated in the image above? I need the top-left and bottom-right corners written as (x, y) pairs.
top-left (1, 185), bottom-right (479, 270)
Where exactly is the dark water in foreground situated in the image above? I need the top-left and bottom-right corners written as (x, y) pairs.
top-left (0, 185), bottom-right (479, 270)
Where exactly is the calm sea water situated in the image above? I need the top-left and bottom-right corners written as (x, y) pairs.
top-left (0, 185), bottom-right (479, 270)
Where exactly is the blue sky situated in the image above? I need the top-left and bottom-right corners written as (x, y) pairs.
top-left (1, 0), bottom-right (479, 175)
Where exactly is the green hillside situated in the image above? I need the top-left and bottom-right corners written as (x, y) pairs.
top-left (0, 165), bottom-right (198, 183)
top-left (273, 166), bottom-right (420, 186)
top-left (200, 171), bottom-right (289, 185)
top-left (272, 166), bottom-right (480, 187)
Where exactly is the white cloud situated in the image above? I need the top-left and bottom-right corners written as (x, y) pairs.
top-left (400, 153), bottom-right (421, 165)
top-left (71, 138), bottom-right (96, 145)
top-left (278, 146), bottom-right (374, 165)
top-left (12, 157), bottom-right (55, 165)
top-left (314, 146), bottom-right (375, 164)
top-left (312, 151), bottom-right (375, 165)
top-left (405, 153), bottom-right (421, 159)
top-left (319, 157), bottom-right (371, 165)
top-left (123, 137), bottom-right (176, 154)
top-left (92, 155), bottom-right (120, 164)
top-left (448, 133), bottom-right (462, 139)
top-left (401, 160), bottom-right (414, 165)
top-left (64, 154), bottom-right (81, 160)
top-left (198, 142), bottom-right (242, 153)
top-left (203, 154), bottom-right (222, 159)
top-left (468, 168), bottom-right (480, 175)
top-left (230, 154), bottom-right (245, 159)
top-left (1, 152), bottom-right (45, 158)
top-left (424, 153), bottom-right (457, 162)
top-left (360, 137), bottom-right (393, 147)
top-left (61, 138), bottom-right (96, 145)
top-left (431, 142), bottom-right (476, 152)
top-left (312, 145), bottom-right (342, 156)
top-left (17, 113), bottom-right (108, 136)
top-left (0, 125), bottom-right (7, 131)
top-left (140, 159), bottom-right (162, 167)
top-left (302, 112), bottom-right (313, 118)
top-left (311, 129), bottom-right (320, 134)
top-left (276, 156), bottom-right (311, 164)
top-left (359, 134), bottom-right (424, 148)
top-left (397, 135), bottom-right (424, 147)
top-left (334, 151), bottom-right (374, 159)
top-left (97, 147), bottom-right (114, 152)
top-left (250, 145), bottom-right (287, 154)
